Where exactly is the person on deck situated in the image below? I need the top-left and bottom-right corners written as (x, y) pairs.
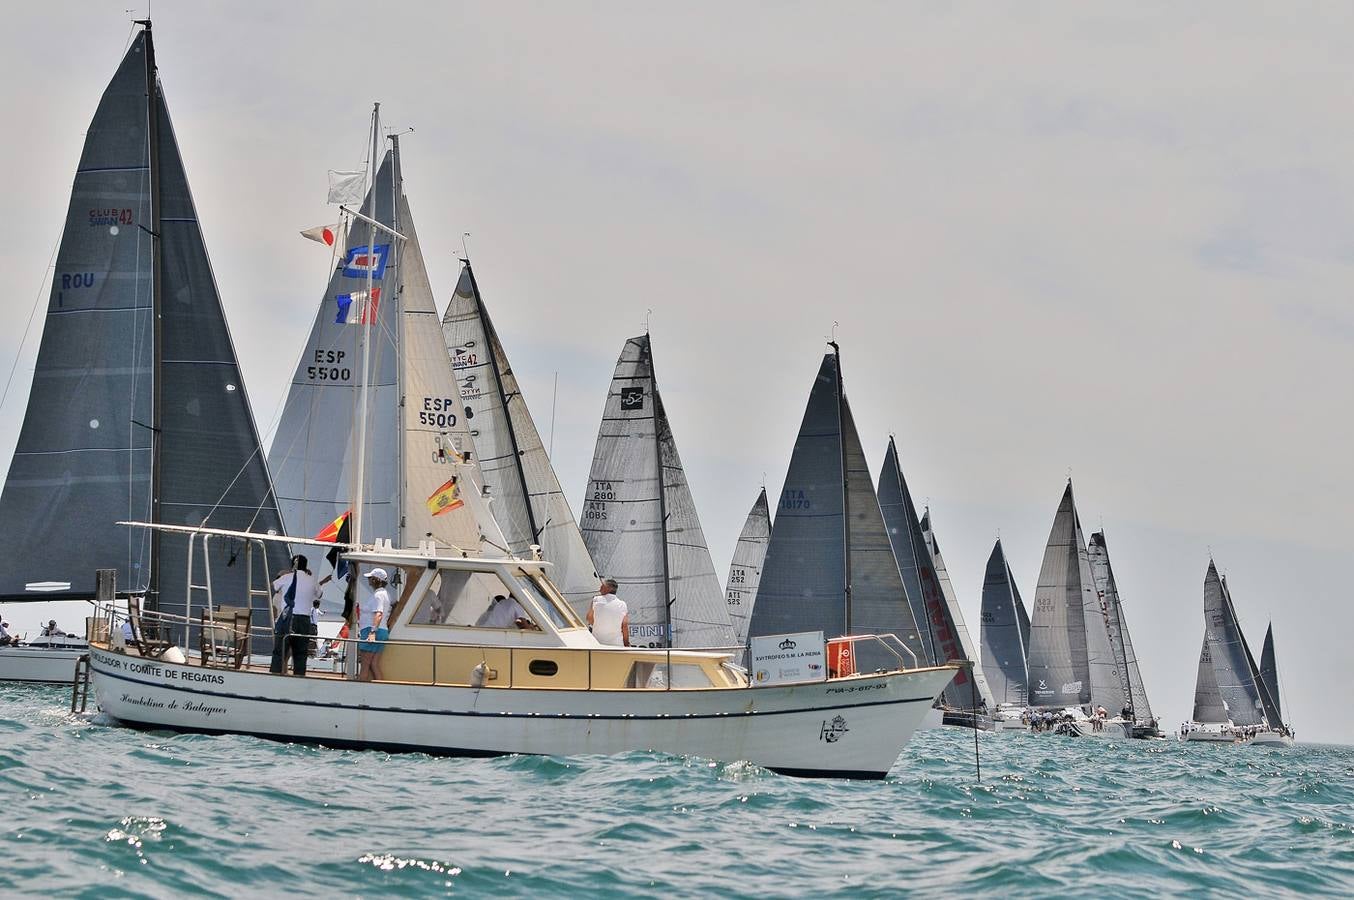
top-left (587, 577), bottom-right (630, 647)
top-left (0, 621), bottom-right (12, 646)
top-left (476, 594), bottom-right (535, 630)
top-left (272, 555), bottom-right (324, 676)
top-left (358, 568), bottom-right (390, 682)
top-left (40, 620), bottom-right (66, 638)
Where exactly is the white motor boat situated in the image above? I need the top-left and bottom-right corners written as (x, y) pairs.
top-left (0, 634), bottom-right (88, 684)
top-left (86, 527), bottom-right (960, 780)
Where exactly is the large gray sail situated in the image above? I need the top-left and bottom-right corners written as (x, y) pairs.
top-left (980, 540), bottom-right (1029, 705)
top-left (921, 509), bottom-right (995, 709)
top-left (1192, 636), bottom-right (1228, 723)
top-left (748, 353), bottom-right (846, 640)
top-left (877, 438), bottom-right (939, 665)
top-left (442, 263), bottom-right (598, 608)
top-left (1026, 482), bottom-right (1092, 708)
top-left (581, 334), bottom-right (733, 648)
top-left (0, 28), bottom-right (286, 617)
top-left (150, 79), bottom-right (289, 622)
top-left (1223, 577), bottom-right (1282, 729)
top-left (1202, 562), bottom-right (1264, 727)
top-left (1087, 531), bottom-right (1152, 721)
top-left (1260, 624), bottom-right (1281, 725)
top-left (0, 37), bottom-right (155, 600)
top-left (749, 348), bottom-right (924, 664)
top-left (724, 488), bottom-right (771, 647)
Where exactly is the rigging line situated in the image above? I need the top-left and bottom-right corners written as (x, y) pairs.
top-left (0, 234), bottom-right (61, 413)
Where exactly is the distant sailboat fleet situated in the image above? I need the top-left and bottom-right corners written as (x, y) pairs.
top-left (0, 22), bottom-right (1298, 765)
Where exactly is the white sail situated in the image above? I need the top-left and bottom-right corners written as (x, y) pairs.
top-left (581, 334), bottom-right (733, 648)
top-left (724, 488), bottom-right (771, 647)
top-left (270, 139), bottom-right (502, 609)
top-left (920, 510), bottom-right (996, 710)
top-left (442, 263), bottom-right (598, 607)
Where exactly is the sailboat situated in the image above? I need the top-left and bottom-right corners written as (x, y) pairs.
top-left (1182, 562), bottom-right (1292, 745)
top-left (1086, 531), bottom-right (1160, 736)
top-left (1256, 624), bottom-right (1294, 745)
top-left (580, 333), bottom-right (734, 649)
top-left (724, 487), bottom-right (770, 648)
top-left (0, 22), bottom-right (287, 682)
top-left (83, 178), bottom-right (961, 775)
top-left (1025, 481), bottom-right (1143, 738)
top-left (441, 262), bottom-right (599, 609)
top-left (748, 346), bottom-right (929, 672)
top-left (979, 539), bottom-right (1032, 729)
top-left (874, 433), bottom-right (986, 728)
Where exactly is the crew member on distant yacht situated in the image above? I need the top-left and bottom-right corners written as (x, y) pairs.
top-left (0, 621), bottom-right (12, 646)
top-left (40, 619), bottom-right (66, 638)
top-left (587, 578), bottom-right (630, 647)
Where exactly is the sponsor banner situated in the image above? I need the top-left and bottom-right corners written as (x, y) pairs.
top-left (750, 631), bottom-right (826, 687)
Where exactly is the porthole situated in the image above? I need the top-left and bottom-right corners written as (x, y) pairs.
top-left (528, 659), bottom-right (558, 677)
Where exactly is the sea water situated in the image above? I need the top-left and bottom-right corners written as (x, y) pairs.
top-left (1, 683), bottom-right (1350, 897)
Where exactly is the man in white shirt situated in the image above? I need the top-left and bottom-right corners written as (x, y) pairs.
top-left (270, 555), bottom-right (324, 676)
top-left (0, 621), bottom-right (12, 646)
top-left (476, 594), bottom-right (535, 629)
top-left (587, 577), bottom-right (630, 647)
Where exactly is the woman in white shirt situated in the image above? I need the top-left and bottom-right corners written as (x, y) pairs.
top-left (357, 568), bottom-right (391, 682)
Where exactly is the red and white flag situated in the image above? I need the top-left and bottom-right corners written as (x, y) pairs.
top-left (300, 223), bottom-right (343, 247)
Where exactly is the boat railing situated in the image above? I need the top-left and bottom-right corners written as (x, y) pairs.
top-left (828, 632), bottom-right (920, 673)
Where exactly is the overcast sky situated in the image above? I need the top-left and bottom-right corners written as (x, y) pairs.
top-left (1, 3), bottom-right (1350, 743)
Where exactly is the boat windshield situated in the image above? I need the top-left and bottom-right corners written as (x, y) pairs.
top-left (410, 569), bottom-right (541, 630)
top-left (514, 570), bottom-right (584, 630)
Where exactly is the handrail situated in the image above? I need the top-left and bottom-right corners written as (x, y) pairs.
top-left (829, 632), bottom-right (920, 671)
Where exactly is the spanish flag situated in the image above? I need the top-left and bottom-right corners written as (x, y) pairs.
top-left (314, 510), bottom-right (351, 580)
top-left (426, 478), bottom-right (464, 516)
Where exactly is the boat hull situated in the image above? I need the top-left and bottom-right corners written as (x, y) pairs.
top-left (0, 644), bottom-right (86, 684)
top-left (1249, 731), bottom-right (1295, 748)
top-left (88, 647), bottom-right (956, 779)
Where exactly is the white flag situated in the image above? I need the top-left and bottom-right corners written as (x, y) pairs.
top-left (327, 170), bottom-right (366, 206)
top-left (300, 223), bottom-right (343, 247)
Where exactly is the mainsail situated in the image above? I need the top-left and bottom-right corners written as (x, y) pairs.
top-left (748, 347), bottom-right (926, 663)
top-left (580, 334), bottom-right (733, 648)
top-left (442, 262), bottom-right (598, 608)
top-left (921, 509), bottom-right (995, 709)
top-left (1026, 481), bottom-right (1095, 708)
top-left (979, 539), bottom-right (1030, 705)
top-left (269, 137), bottom-right (500, 607)
top-left (724, 487), bottom-right (771, 647)
top-left (1087, 531), bottom-right (1153, 721)
top-left (0, 25), bottom-right (287, 622)
top-left (1191, 636), bottom-right (1228, 723)
top-left (1260, 623), bottom-right (1282, 725)
top-left (1224, 576), bottom-right (1282, 728)
top-left (1201, 562), bottom-right (1265, 727)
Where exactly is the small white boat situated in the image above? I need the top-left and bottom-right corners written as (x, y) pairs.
top-left (0, 635), bottom-right (88, 684)
top-left (87, 528), bottom-right (960, 780)
top-left (991, 703), bottom-right (1030, 732)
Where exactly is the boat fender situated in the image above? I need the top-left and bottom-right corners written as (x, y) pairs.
top-left (470, 661), bottom-right (487, 689)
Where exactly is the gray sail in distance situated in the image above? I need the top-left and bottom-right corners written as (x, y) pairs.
top-left (877, 439), bottom-right (937, 664)
top-left (921, 509), bottom-right (996, 709)
top-left (1026, 481), bottom-right (1095, 708)
top-left (0, 26), bottom-right (287, 620)
top-left (749, 348), bottom-right (925, 663)
top-left (1202, 562), bottom-right (1265, 726)
top-left (581, 334), bottom-right (733, 647)
top-left (442, 263), bottom-right (598, 608)
top-left (979, 539), bottom-right (1030, 705)
top-left (270, 140), bottom-right (500, 610)
top-left (1260, 624), bottom-right (1282, 725)
top-left (1192, 636), bottom-right (1228, 723)
top-left (1087, 531), bottom-right (1153, 721)
top-left (1223, 576), bottom-right (1282, 728)
top-left (724, 487), bottom-right (771, 647)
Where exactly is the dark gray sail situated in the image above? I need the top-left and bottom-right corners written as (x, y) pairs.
top-left (1087, 531), bottom-right (1153, 721)
top-left (1192, 636), bottom-right (1227, 723)
top-left (749, 348), bottom-right (924, 663)
top-left (876, 438), bottom-right (939, 664)
top-left (1202, 563), bottom-right (1264, 727)
top-left (0, 27), bottom-right (286, 619)
top-left (1224, 577), bottom-right (1282, 729)
top-left (1260, 623), bottom-right (1281, 725)
top-left (980, 539), bottom-right (1029, 706)
top-left (1026, 482), bottom-right (1093, 708)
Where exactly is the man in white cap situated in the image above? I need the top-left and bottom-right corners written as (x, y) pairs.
top-left (358, 567), bottom-right (390, 681)
top-left (587, 577), bottom-right (630, 647)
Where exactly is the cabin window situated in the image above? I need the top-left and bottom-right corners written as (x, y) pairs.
top-left (527, 659), bottom-right (559, 677)
top-left (514, 571), bottom-right (582, 629)
top-left (410, 569), bottom-right (539, 631)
